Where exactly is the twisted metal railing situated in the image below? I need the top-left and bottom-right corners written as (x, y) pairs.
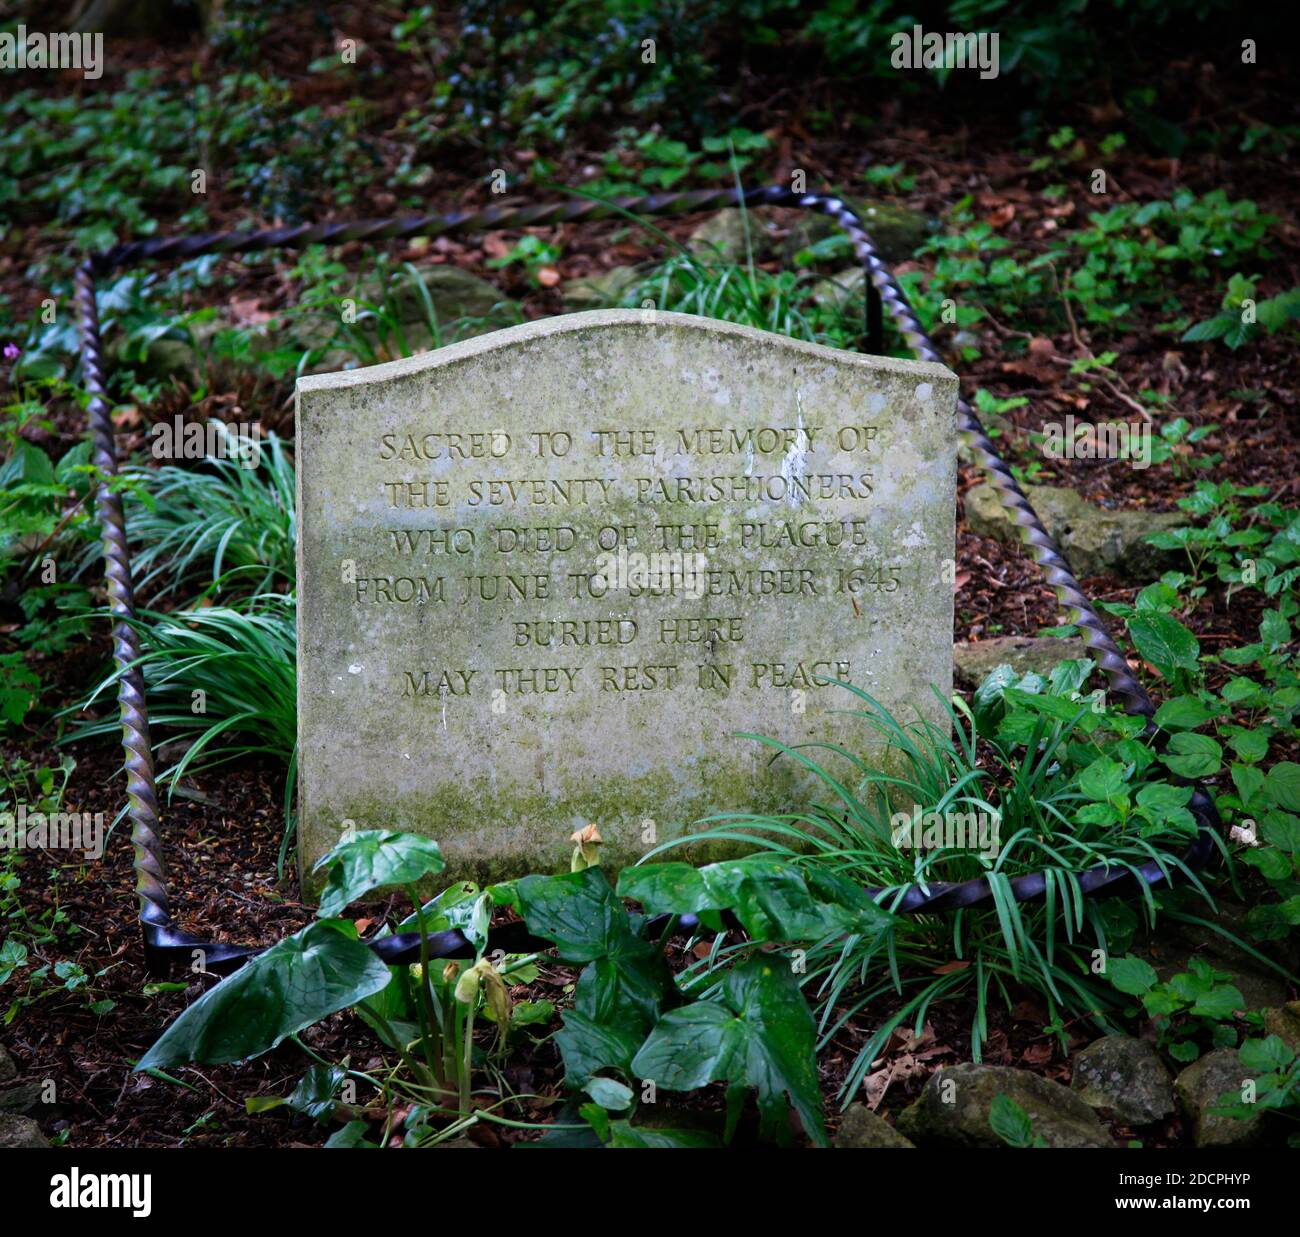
top-left (75, 185), bottom-right (1219, 976)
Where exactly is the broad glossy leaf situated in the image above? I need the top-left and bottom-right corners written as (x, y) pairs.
top-left (397, 881), bottom-right (490, 954)
top-left (618, 857), bottom-right (893, 943)
top-left (585, 1076), bottom-right (634, 1111)
top-left (632, 958), bottom-right (826, 1146)
top-left (516, 867), bottom-right (645, 963)
top-left (137, 920), bottom-right (391, 1068)
top-left (555, 1009), bottom-right (646, 1086)
top-left (314, 830), bottom-right (446, 917)
top-left (607, 1122), bottom-right (722, 1148)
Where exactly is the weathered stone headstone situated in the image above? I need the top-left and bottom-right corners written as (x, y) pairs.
top-left (296, 309), bottom-right (957, 887)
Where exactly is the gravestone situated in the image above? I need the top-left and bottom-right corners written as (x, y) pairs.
top-left (296, 309), bottom-right (958, 888)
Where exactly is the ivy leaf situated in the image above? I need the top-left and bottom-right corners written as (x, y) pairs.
top-left (314, 830), bottom-right (445, 917)
top-left (137, 920), bottom-right (391, 1069)
top-left (1128, 613), bottom-right (1200, 682)
top-left (632, 958), bottom-right (827, 1147)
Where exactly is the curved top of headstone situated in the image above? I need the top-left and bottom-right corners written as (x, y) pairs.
top-left (296, 308), bottom-right (953, 394)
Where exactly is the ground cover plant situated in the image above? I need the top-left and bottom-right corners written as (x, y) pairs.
top-left (0, 0), bottom-right (1295, 1163)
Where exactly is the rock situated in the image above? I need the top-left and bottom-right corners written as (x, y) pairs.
top-left (355, 264), bottom-right (504, 330)
top-left (1263, 1002), bottom-right (1300, 1051)
top-left (834, 1104), bottom-right (915, 1147)
top-left (784, 198), bottom-right (937, 266)
top-left (1138, 900), bottom-right (1296, 1012)
top-left (113, 336), bottom-right (199, 380)
top-left (0, 1045), bottom-right (15, 1084)
top-left (1071, 1036), bottom-right (1175, 1126)
top-left (0, 1113), bottom-right (47, 1149)
top-left (1174, 1048), bottom-right (1262, 1147)
top-left (562, 266), bottom-right (642, 310)
top-left (964, 482), bottom-right (1186, 581)
top-left (810, 267), bottom-right (868, 312)
top-left (686, 207), bottom-right (783, 263)
top-left (896, 1064), bottom-right (1113, 1148)
top-left (954, 635), bottom-right (1091, 688)
top-left (0, 1082), bottom-right (43, 1115)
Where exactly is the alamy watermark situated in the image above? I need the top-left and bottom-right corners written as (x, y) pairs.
top-left (150, 416), bottom-right (264, 467)
top-left (0, 27), bottom-right (103, 79)
top-left (890, 25), bottom-right (1000, 80)
top-left (890, 806), bottom-right (1002, 860)
top-left (1, 806), bottom-right (104, 861)
top-left (591, 546), bottom-right (708, 600)
top-left (1039, 415), bottom-right (1151, 469)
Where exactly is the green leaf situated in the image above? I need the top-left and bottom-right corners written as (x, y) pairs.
top-left (516, 867), bottom-right (649, 964)
top-left (1162, 732), bottom-right (1222, 778)
top-left (1260, 610), bottom-right (1291, 651)
top-left (1079, 757), bottom-right (1128, 804)
top-left (285, 1064), bottom-right (348, 1122)
top-left (631, 958), bottom-right (826, 1147)
top-left (1240, 1035), bottom-right (1295, 1073)
top-left (1265, 762), bottom-right (1300, 812)
top-left (617, 857), bottom-right (892, 943)
top-left (585, 1076), bottom-right (634, 1111)
top-left (325, 1120), bottom-right (378, 1148)
top-left (555, 1011), bottom-right (647, 1087)
top-left (1128, 613), bottom-right (1200, 682)
top-left (1190, 984), bottom-right (1245, 1020)
top-left (1229, 728), bottom-right (1269, 764)
top-left (1260, 810), bottom-right (1300, 854)
top-left (1107, 954), bottom-right (1158, 995)
top-left (1135, 782), bottom-right (1196, 832)
top-left (988, 1093), bottom-right (1035, 1147)
top-left (1231, 764), bottom-right (1266, 809)
top-left (607, 1121), bottom-right (722, 1148)
top-left (1242, 847), bottom-right (1292, 881)
top-left (397, 882), bottom-right (489, 954)
top-left (1153, 695), bottom-right (1218, 731)
top-left (314, 830), bottom-right (445, 917)
top-left (0, 939), bottom-right (29, 985)
top-left (136, 920), bottom-right (392, 1069)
